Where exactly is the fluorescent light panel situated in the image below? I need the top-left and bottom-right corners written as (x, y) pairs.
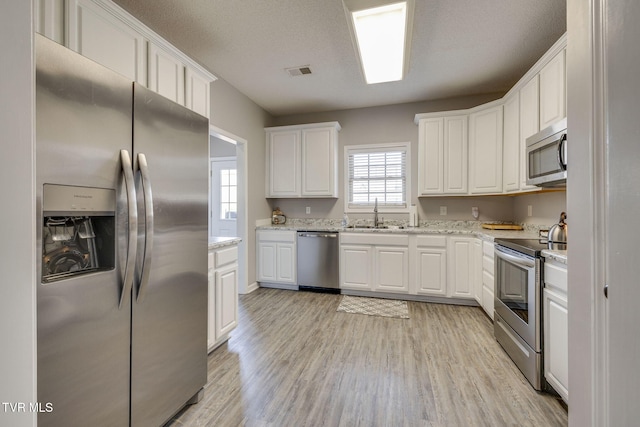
top-left (351, 2), bottom-right (408, 84)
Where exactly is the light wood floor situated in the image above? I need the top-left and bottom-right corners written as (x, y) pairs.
top-left (168, 288), bottom-right (567, 427)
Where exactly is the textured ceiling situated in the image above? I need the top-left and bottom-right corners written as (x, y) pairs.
top-left (112, 0), bottom-right (566, 116)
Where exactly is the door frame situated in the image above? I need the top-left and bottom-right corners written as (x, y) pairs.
top-left (209, 125), bottom-right (249, 294)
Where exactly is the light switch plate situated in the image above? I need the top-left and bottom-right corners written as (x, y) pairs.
top-left (305, 206), bottom-right (311, 214)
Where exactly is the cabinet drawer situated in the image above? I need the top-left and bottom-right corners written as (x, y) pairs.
top-left (483, 240), bottom-right (495, 257)
top-left (482, 270), bottom-right (495, 291)
top-left (483, 254), bottom-right (495, 276)
top-left (340, 232), bottom-right (409, 246)
top-left (544, 261), bottom-right (568, 293)
top-left (215, 246), bottom-right (238, 268)
top-left (416, 235), bottom-right (447, 248)
top-left (257, 230), bottom-right (296, 243)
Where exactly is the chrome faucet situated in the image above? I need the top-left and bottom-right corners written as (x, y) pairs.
top-left (373, 198), bottom-right (381, 228)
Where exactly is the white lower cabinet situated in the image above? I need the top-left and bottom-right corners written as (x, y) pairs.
top-left (480, 240), bottom-right (495, 319)
top-left (543, 259), bottom-right (569, 403)
top-left (340, 245), bottom-right (373, 290)
top-left (208, 244), bottom-right (239, 352)
top-left (448, 236), bottom-right (476, 299)
top-left (340, 233), bottom-right (408, 294)
top-left (374, 246), bottom-right (409, 293)
top-left (256, 230), bottom-right (297, 288)
top-left (415, 235), bottom-right (448, 296)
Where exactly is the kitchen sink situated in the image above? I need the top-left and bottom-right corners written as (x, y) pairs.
top-left (347, 225), bottom-right (405, 230)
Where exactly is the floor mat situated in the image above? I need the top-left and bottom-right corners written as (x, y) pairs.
top-left (336, 295), bottom-right (409, 319)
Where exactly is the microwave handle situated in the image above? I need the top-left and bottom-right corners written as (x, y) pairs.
top-left (558, 133), bottom-right (567, 170)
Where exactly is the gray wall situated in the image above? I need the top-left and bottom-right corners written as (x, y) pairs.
top-left (210, 135), bottom-right (237, 158)
top-left (209, 77), bottom-right (273, 288)
top-left (1, 2), bottom-right (37, 426)
top-left (269, 95), bottom-right (565, 225)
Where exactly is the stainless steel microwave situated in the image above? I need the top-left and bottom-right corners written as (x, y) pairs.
top-left (526, 118), bottom-right (567, 187)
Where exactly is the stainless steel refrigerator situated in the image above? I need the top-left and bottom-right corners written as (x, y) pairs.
top-left (35, 34), bottom-right (208, 426)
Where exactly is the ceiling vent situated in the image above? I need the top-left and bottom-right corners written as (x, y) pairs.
top-left (286, 66), bottom-right (313, 77)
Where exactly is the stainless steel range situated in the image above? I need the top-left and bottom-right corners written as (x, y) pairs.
top-left (493, 238), bottom-right (566, 390)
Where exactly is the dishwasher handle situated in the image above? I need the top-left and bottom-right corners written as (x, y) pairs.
top-left (298, 232), bottom-right (338, 238)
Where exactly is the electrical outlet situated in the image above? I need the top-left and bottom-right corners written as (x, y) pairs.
top-left (527, 205), bottom-right (533, 217)
top-left (305, 206), bottom-right (311, 214)
top-left (439, 206), bottom-right (447, 216)
top-left (471, 206), bottom-right (479, 219)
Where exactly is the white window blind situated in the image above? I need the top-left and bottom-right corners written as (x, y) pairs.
top-left (347, 144), bottom-right (408, 209)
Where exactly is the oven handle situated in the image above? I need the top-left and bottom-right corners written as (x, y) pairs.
top-left (495, 246), bottom-right (535, 269)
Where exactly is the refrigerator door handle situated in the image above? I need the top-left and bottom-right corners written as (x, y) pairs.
top-left (136, 152), bottom-right (154, 303)
top-left (120, 149), bottom-right (138, 309)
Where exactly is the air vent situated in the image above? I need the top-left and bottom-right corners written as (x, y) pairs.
top-left (286, 66), bottom-right (313, 77)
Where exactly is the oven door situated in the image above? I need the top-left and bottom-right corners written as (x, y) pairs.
top-left (494, 245), bottom-right (540, 351)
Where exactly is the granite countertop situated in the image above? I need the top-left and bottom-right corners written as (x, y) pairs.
top-left (208, 236), bottom-right (242, 250)
top-left (257, 220), bottom-right (542, 243)
top-left (542, 249), bottom-right (568, 265)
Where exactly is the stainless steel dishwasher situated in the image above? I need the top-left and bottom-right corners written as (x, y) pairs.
top-left (297, 231), bottom-right (340, 293)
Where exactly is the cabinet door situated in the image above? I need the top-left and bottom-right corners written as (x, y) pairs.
top-left (207, 266), bottom-right (215, 351)
top-left (543, 288), bottom-right (569, 402)
top-left (443, 116), bottom-right (468, 194)
top-left (374, 246), bottom-right (409, 293)
top-left (301, 127), bottom-right (337, 196)
top-left (469, 105), bottom-right (503, 194)
top-left (215, 263), bottom-right (238, 340)
top-left (448, 237), bottom-right (475, 298)
top-left (340, 245), bottom-right (372, 290)
top-left (416, 247), bottom-right (447, 296)
top-left (520, 76), bottom-right (540, 190)
top-left (539, 49), bottom-right (566, 129)
top-left (257, 242), bottom-right (276, 282)
top-left (276, 242), bottom-right (296, 283)
top-left (148, 42), bottom-right (185, 105)
top-left (267, 130), bottom-right (300, 197)
top-left (473, 239), bottom-right (483, 304)
top-left (481, 271), bottom-right (495, 320)
top-left (418, 118), bottom-right (444, 194)
top-left (67, 0), bottom-right (147, 85)
top-left (185, 67), bottom-right (210, 118)
top-left (503, 94), bottom-right (520, 192)
top-left (36, 0), bottom-right (64, 44)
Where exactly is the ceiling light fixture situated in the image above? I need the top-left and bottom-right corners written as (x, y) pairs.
top-left (344, 0), bottom-right (414, 84)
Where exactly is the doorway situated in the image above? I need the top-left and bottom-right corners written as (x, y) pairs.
top-left (209, 126), bottom-right (248, 294)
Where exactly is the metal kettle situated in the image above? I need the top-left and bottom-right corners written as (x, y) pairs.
top-left (548, 212), bottom-right (568, 243)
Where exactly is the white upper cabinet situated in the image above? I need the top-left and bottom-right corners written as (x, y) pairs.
top-left (539, 49), bottom-right (566, 130)
top-left (38, 0), bottom-right (216, 117)
top-left (519, 76), bottom-right (540, 191)
top-left (502, 93), bottom-right (520, 192)
top-left (469, 104), bottom-right (503, 194)
top-left (185, 68), bottom-right (211, 118)
top-left (417, 114), bottom-right (468, 195)
top-left (148, 42), bottom-right (185, 105)
top-left (66, 0), bottom-right (147, 85)
top-left (267, 130), bottom-right (300, 197)
top-left (301, 127), bottom-right (338, 196)
top-left (266, 122), bottom-right (340, 198)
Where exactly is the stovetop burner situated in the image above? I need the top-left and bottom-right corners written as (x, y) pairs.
top-left (495, 238), bottom-right (566, 257)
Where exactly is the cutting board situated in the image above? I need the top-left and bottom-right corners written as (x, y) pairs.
top-left (481, 223), bottom-right (524, 230)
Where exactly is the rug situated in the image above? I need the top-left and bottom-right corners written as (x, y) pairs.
top-left (336, 295), bottom-right (409, 319)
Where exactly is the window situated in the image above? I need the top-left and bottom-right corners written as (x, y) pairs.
top-left (345, 142), bottom-right (410, 211)
top-left (219, 168), bottom-right (237, 220)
